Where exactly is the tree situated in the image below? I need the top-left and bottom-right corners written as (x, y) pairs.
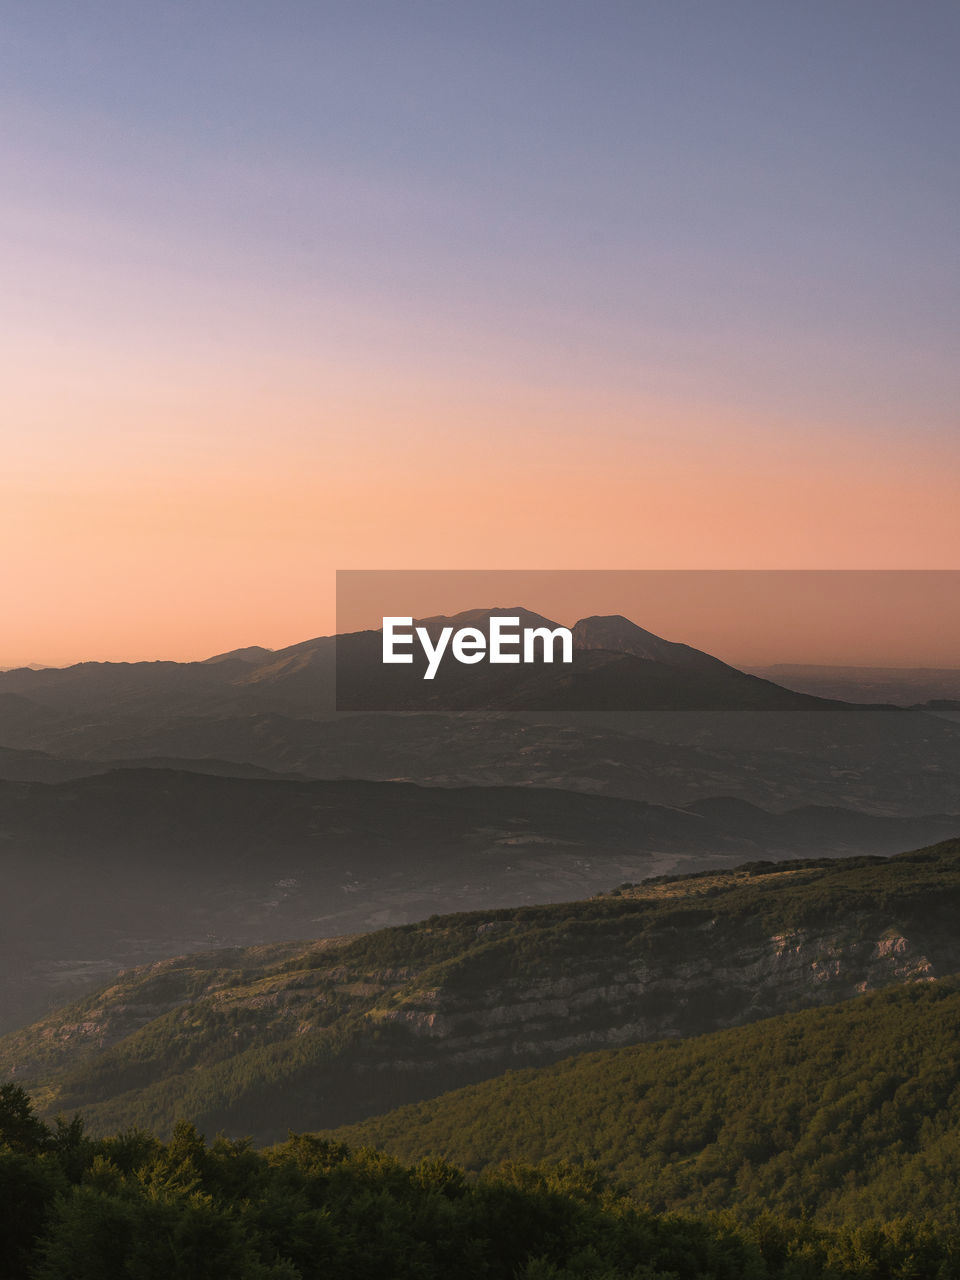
top-left (0, 1083), bottom-right (50, 1155)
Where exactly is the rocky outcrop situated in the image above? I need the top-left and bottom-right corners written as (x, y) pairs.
top-left (4, 844), bottom-right (959, 1140)
top-left (363, 919), bottom-right (940, 1076)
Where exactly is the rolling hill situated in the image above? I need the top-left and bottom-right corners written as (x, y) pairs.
top-left (5, 838), bottom-right (960, 1143)
top-left (331, 977), bottom-right (960, 1225)
top-left (2, 767), bottom-right (958, 1031)
top-left (4, 614), bottom-right (959, 820)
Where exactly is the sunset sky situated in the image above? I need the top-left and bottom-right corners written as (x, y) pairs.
top-left (3, 2), bottom-right (959, 667)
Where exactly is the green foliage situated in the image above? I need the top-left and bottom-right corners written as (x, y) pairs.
top-left (0, 1080), bottom-right (53, 1153)
top-left (6, 839), bottom-right (960, 1146)
top-left (333, 979), bottom-right (960, 1226)
top-left (0, 1148), bottom-right (63, 1277)
top-left (4, 1083), bottom-right (960, 1279)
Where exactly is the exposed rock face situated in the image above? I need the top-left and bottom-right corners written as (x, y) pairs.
top-left (3, 848), bottom-right (959, 1141)
top-left (364, 921), bottom-right (939, 1075)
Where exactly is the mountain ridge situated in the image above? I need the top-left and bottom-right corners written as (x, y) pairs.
top-left (0, 608), bottom-right (844, 719)
top-left (329, 976), bottom-right (960, 1225)
top-left (6, 837), bottom-right (960, 1143)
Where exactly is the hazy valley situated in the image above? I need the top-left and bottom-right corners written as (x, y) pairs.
top-left (3, 612), bottom-right (960, 1280)
top-left (1, 614), bottom-right (959, 1028)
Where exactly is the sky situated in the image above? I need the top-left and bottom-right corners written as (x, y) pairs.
top-left (2, 1), bottom-right (959, 666)
top-left (336, 571), bottom-right (960, 669)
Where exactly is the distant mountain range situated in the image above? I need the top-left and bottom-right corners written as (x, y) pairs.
top-left (3, 768), bottom-right (958, 1032)
top-left (0, 609), bottom-right (834, 725)
top-left (334, 609), bottom-right (838, 712)
top-left (2, 609), bottom-right (959, 825)
top-left (5, 615), bottom-right (956, 722)
top-left (2, 609), bottom-right (959, 1043)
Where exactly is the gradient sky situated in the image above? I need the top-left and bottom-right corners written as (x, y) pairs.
top-left (3, 1), bottom-right (959, 666)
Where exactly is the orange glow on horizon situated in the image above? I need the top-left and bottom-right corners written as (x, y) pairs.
top-left (4, 382), bottom-right (959, 669)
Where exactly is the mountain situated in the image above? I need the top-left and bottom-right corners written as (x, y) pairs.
top-left (5, 692), bottom-right (959, 819)
top-left (412, 606), bottom-right (562, 638)
top-left (2, 765), bottom-right (958, 1031)
top-left (8, 611), bottom-right (960, 819)
top-left (5, 838), bottom-right (960, 1142)
top-left (572, 614), bottom-right (735, 671)
top-left (0, 607), bottom-right (835, 735)
top-left (334, 609), bottom-right (835, 712)
top-left (10, 609), bottom-right (960, 803)
top-left (0, 640), bottom-right (337, 724)
top-left (331, 977), bottom-right (960, 1225)
top-left (201, 645), bottom-right (275, 665)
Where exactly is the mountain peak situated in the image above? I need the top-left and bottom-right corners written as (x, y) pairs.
top-left (202, 645), bottom-right (275, 666)
top-left (411, 606), bottom-right (564, 639)
top-left (571, 614), bottom-right (730, 672)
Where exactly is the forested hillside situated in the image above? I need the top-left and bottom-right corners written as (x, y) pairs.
top-left (3, 839), bottom-right (960, 1143)
top-left (333, 979), bottom-right (960, 1225)
top-left (2, 1086), bottom-right (960, 1279)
